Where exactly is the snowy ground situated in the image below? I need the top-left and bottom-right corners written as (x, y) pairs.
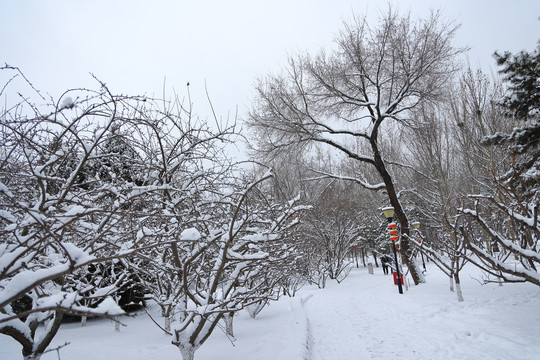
top-left (2, 261), bottom-right (539, 360)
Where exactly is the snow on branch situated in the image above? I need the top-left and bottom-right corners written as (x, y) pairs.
top-left (302, 169), bottom-right (385, 191)
top-left (459, 206), bottom-right (540, 263)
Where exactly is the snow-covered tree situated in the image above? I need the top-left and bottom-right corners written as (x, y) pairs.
top-left (247, 9), bottom-right (464, 285)
top-left (125, 104), bottom-right (240, 334)
top-left (298, 181), bottom-right (363, 286)
top-left (399, 67), bottom-right (514, 292)
top-left (152, 171), bottom-right (307, 360)
top-left (486, 43), bottom-right (540, 199)
top-left (0, 73), bottom-right (146, 359)
top-left (457, 44), bottom-right (540, 286)
top-left (0, 67), bottom-right (241, 359)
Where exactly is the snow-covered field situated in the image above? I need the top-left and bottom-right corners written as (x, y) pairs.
top-left (2, 262), bottom-right (539, 360)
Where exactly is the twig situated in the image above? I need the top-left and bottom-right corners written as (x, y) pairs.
top-left (143, 307), bottom-right (172, 336)
top-left (43, 341), bottom-right (70, 360)
top-left (1, 64), bottom-right (46, 100)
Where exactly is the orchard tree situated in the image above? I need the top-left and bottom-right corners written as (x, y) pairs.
top-left (0, 66), bottom-right (240, 359)
top-left (248, 9), bottom-right (464, 285)
top-left (0, 70), bottom-right (147, 359)
top-left (157, 171), bottom-right (307, 360)
top-left (105, 91), bottom-right (240, 335)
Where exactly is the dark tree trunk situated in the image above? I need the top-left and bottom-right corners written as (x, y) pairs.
top-left (372, 146), bottom-right (423, 285)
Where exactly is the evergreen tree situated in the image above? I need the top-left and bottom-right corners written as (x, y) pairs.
top-left (486, 43), bottom-right (540, 198)
top-left (494, 43), bottom-right (540, 120)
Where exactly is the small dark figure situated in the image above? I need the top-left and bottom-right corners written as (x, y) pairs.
top-left (381, 255), bottom-right (392, 275)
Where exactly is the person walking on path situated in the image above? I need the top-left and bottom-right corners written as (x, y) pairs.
top-left (381, 255), bottom-right (392, 275)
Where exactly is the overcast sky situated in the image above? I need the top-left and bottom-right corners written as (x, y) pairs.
top-left (1, 0), bottom-right (539, 124)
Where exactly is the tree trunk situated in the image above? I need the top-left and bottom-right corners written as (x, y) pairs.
top-left (372, 147), bottom-right (424, 285)
top-left (81, 315), bottom-right (87, 327)
top-left (449, 273), bottom-right (455, 292)
top-left (178, 295), bottom-right (187, 322)
top-left (454, 272), bottom-right (464, 302)
top-left (224, 312), bottom-right (234, 338)
top-left (24, 355), bottom-right (42, 360)
top-left (361, 249), bottom-right (366, 267)
top-left (178, 346), bottom-right (196, 360)
top-left (114, 315), bottom-right (120, 332)
top-left (247, 301), bottom-right (266, 319)
top-left (32, 311), bottom-right (64, 358)
top-left (165, 316), bottom-right (171, 332)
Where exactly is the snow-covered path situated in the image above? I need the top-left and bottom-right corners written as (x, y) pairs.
top-left (301, 273), bottom-right (437, 359)
top-left (301, 288), bottom-right (372, 359)
top-left (1, 263), bottom-right (539, 360)
top-left (299, 267), bottom-right (540, 360)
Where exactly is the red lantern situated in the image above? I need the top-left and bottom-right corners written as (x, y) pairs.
top-left (393, 271), bottom-right (404, 285)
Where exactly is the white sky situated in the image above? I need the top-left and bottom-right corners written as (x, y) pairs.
top-left (1, 0), bottom-right (539, 126)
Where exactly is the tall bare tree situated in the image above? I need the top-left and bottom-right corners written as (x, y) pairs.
top-left (248, 9), bottom-right (464, 284)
